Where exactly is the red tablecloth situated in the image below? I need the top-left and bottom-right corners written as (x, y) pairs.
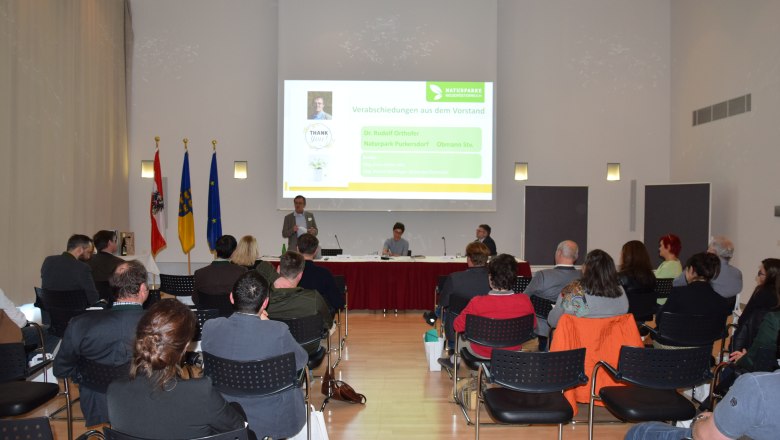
top-left (312, 260), bottom-right (531, 310)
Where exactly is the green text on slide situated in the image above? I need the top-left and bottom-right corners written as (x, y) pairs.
top-left (361, 153), bottom-right (482, 178)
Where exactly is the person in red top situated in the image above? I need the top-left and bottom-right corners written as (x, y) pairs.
top-left (453, 253), bottom-right (536, 359)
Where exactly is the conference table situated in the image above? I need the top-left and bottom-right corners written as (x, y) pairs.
top-left (271, 256), bottom-right (531, 311)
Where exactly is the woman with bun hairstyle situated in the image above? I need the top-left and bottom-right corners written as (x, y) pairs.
top-left (107, 300), bottom-right (248, 439)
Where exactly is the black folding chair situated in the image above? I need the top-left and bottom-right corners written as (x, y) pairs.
top-left (529, 295), bottom-right (555, 320)
top-left (34, 287), bottom-right (90, 338)
top-left (197, 293), bottom-right (233, 318)
top-left (642, 312), bottom-right (729, 352)
top-left (0, 417), bottom-right (101, 440)
top-left (476, 348), bottom-right (588, 440)
top-left (203, 351), bottom-right (307, 440)
top-left (104, 426), bottom-right (249, 440)
top-left (653, 278), bottom-right (674, 303)
top-left (158, 274), bottom-right (195, 299)
top-left (0, 343), bottom-right (59, 419)
top-left (588, 345), bottom-right (713, 440)
top-left (512, 276), bottom-right (532, 293)
top-left (274, 315), bottom-right (330, 371)
top-left (332, 275), bottom-right (348, 368)
top-left (453, 314), bottom-right (537, 424)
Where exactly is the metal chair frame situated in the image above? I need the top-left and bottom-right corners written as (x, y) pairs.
top-left (332, 275), bottom-right (348, 368)
top-left (452, 314), bottom-right (537, 424)
top-left (587, 345), bottom-right (713, 440)
top-left (475, 348), bottom-right (588, 440)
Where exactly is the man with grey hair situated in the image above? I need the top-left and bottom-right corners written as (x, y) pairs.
top-left (54, 260), bottom-right (148, 426)
top-left (523, 240), bottom-right (581, 351)
top-left (673, 235), bottom-right (743, 299)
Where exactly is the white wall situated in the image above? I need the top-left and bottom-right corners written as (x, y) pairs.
top-left (127, 0), bottom-right (671, 270)
top-left (670, 0), bottom-right (780, 294)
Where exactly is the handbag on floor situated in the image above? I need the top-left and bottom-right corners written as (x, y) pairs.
top-left (321, 364), bottom-right (367, 404)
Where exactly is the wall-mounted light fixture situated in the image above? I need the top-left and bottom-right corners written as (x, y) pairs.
top-left (234, 161), bottom-right (248, 179)
top-left (607, 163), bottom-right (621, 181)
top-left (141, 160), bottom-right (154, 178)
top-left (514, 162), bottom-right (528, 181)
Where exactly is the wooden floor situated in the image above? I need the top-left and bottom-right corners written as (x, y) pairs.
top-left (30, 311), bottom-right (635, 439)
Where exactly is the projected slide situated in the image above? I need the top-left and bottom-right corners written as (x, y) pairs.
top-left (282, 80), bottom-right (494, 202)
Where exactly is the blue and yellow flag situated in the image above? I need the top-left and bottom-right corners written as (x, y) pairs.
top-left (178, 150), bottom-right (195, 254)
top-left (206, 150), bottom-right (222, 251)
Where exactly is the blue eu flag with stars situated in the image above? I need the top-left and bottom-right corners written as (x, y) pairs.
top-left (206, 151), bottom-right (222, 251)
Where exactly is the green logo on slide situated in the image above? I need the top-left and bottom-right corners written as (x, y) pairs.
top-left (426, 82), bottom-right (485, 102)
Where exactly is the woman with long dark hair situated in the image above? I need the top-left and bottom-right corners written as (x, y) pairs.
top-left (107, 300), bottom-right (247, 439)
top-left (548, 249), bottom-right (628, 328)
top-left (618, 240), bottom-right (656, 321)
top-left (731, 258), bottom-right (780, 352)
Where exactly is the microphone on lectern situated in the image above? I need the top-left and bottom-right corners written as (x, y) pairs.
top-left (442, 236), bottom-right (447, 256)
top-left (335, 234), bottom-right (342, 250)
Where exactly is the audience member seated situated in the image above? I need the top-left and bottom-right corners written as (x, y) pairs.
top-left (626, 371), bottom-right (780, 440)
top-left (673, 235), bottom-right (743, 300)
top-left (548, 249), bottom-right (629, 330)
top-left (732, 258), bottom-right (780, 352)
top-left (525, 240), bottom-right (581, 351)
top-left (297, 233), bottom-right (343, 314)
top-left (54, 260), bottom-right (148, 426)
top-left (193, 235), bottom-right (247, 306)
top-left (447, 254), bottom-right (535, 364)
top-left (267, 251), bottom-right (332, 354)
top-left (40, 234), bottom-right (99, 304)
top-left (654, 233), bottom-right (683, 279)
top-left (202, 271), bottom-right (307, 439)
top-left (655, 252), bottom-right (731, 348)
top-left (108, 299), bottom-right (248, 439)
top-left (0, 287), bottom-right (40, 349)
top-left (382, 222), bottom-right (409, 257)
top-left (474, 224), bottom-right (497, 256)
top-left (617, 240), bottom-right (656, 320)
top-left (87, 230), bottom-right (124, 284)
top-left (231, 234), bottom-right (279, 286)
top-left (431, 242), bottom-right (491, 353)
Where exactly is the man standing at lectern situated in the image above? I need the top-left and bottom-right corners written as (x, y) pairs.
top-left (282, 195), bottom-right (318, 252)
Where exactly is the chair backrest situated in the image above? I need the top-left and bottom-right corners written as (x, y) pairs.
top-left (0, 417), bottom-right (55, 440)
top-left (333, 275), bottom-right (347, 303)
top-left (448, 294), bottom-right (472, 315)
top-left (464, 314), bottom-right (536, 348)
top-left (653, 278), bottom-right (674, 300)
top-left (625, 284), bottom-right (657, 321)
top-left (436, 275), bottom-right (448, 294)
top-left (320, 248), bottom-right (343, 256)
top-left (76, 358), bottom-right (131, 392)
top-left (611, 345), bottom-right (712, 389)
top-left (274, 314), bottom-right (324, 346)
top-left (0, 343), bottom-right (29, 382)
top-left (203, 351), bottom-right (298, 397)
top-left (655, 312), bottom-right (727, 347)
top-left (193, 309), bottom-right (219, 341)
top-left (490, 348), bottom-right (588, 393)
top-left (34, 287), bottom-right (90, 337)
top-left (529, 295), bottom-right (555, 319)
top-left (197, 294), bottom-right (233, 317)
top-left (158, 274), bottom-right (195, 297)
top-left (512, 276), bottom-right (532, 293)
top-left (104, 426), bottom-right (249, 440)
top-left (95, 280), bottom-right (115, 305)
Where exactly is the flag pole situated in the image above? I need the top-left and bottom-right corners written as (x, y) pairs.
top-left (152, 136), bottom-right (160, 288)
top-left (183, 137), bottom-right (192, 275)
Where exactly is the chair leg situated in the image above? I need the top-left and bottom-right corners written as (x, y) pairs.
top-left (474, 394), bottom-right (481, 440)
top-left (558, 422), bottom-right (563, 440)
top-left (65, 379), bottom-right (73, 440)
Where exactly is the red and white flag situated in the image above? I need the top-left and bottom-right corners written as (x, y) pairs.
top-left (150, 148), bottom-right (167, 257)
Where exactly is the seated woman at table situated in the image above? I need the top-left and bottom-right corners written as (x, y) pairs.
top-left (231, 235), bottom-right (278, 284)
top-left (655, 252), bottom-right (730, 347)
top-left (107, 300), bottom-right (249, 439)
top-left (548, 249), bottom-right (629, 329)
top-left (732, 258), bottom-right (780, 352)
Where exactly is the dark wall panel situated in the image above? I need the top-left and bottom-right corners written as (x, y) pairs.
top-left (644, 183), bottom-right (710, 266)
top-left (524, 186), bottom-right (588, 265)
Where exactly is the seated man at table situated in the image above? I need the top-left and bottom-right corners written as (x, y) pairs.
top-left (202, 271), bottom-right (308, 439)
top-left (267, 251), bottom-right (332, 354)
top-left (193, 234), bottom-right (247, 306)
top-left (427, 242), bottom-right (491, 350)
top-left (382, 222), bottom-right (409, 257)
top-left (88, 230), bottom-right (124, 284)
top-left (53, 260), bottom-right (148, 426)
top-left (475, 224), bottom-right (497, 256)
top-left (524, 239), bottom-right (581, 351)
top-left (297, 233), bottom-right (343, 314)
top-left (41, 234), bottom-right (99, 304)
top-left (440, 253), bottom-right (535, 369)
